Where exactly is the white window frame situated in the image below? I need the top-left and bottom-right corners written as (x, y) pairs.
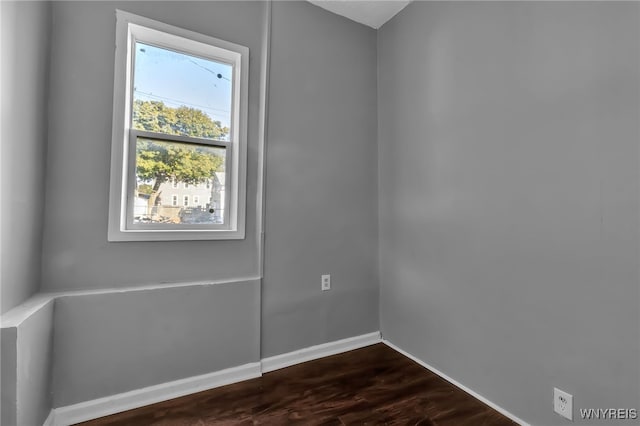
top-left (108, 10), bottom-right (248, 241)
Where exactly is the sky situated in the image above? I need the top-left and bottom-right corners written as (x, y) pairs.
top-left (133, 42), bottom-right (233, 132)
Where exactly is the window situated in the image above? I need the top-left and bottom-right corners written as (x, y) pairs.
top-left (193, 195), bottom-right (200, 205)
top-left (108, 10), bottom-right (248, 241)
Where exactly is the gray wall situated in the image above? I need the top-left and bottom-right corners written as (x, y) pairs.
top-left (1, 0), bottom-right (51, 314)
top-left (40, 1), bottom-right (268, 409)
top-left (0, 302), bottom-right (54, 426)
top-left (262, 1), bottom-right (379, 357)
top-left (25, 0), bottom-right (382, 412)
top-left (1, 3), bottom-right (53, 423)
top-left (1, 327), bottom-right (17, 426)
top-left (16, 301), bottom-right (54, 426)
top-left (52, 281), bottom-right (259, 407)
top-left (42, 1), bottom-right (266, 291)
top-left (378, 2), bottom-right (639, 425)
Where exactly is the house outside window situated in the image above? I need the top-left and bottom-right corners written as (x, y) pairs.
top-left (108, 10), bottom-right (248, 241)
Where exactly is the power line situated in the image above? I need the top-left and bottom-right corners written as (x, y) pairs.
top-left (134, 89), bottom-right (231, 120)
top-left (188, 59), bottom-right (231, 81)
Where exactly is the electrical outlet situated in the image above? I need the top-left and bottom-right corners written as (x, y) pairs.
top-left (554, 388), bottom-right (573, 421)
top-left (321, 274), bottom-right (331, 291)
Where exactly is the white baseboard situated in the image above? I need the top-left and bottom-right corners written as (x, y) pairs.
top-left (47, 332), bottom-right (382, 425)
top-left (46, 334), bottom-right (527, 426)
top-left (382, 339), bottom-right (530, 426)
top-left (51, 362), bottom-right (262, 426)
top-left (261, 331), bottom-right (382, 373)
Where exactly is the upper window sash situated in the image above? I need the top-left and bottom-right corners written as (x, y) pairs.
top-left (127, 27), bottom-right (242, 143)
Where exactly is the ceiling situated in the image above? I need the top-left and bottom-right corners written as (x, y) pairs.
top-left (307, 1), bottom-right (412, 29)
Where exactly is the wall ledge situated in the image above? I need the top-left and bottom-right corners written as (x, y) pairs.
top-left (42, 409), bottom-right (55, 426)
top-left (1, 294), bottom-right (54, 328)
top-left (1, 277), bottom-right (261, 328)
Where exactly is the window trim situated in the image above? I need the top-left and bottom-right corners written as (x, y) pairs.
top-left (108, 10), bottom-right (248, 241)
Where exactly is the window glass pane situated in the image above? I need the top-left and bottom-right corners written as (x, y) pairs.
top-left (132, 42), bottom-right (232, 141)
top-left (134, 137), bottom-right (226, 225)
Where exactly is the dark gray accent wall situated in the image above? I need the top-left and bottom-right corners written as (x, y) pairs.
top-left (378, 2), bottom-right (639, 425)
top-left (261, 1), bottom-right (379, 357)
top-left (52, 280), bottom-right (260, 407)
top-left (1, 0), bottom-right (51, 314)
top-left (42, 1), bottom-right (266, 291)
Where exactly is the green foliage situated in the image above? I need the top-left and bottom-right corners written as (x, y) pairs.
top-left (136, 139), bottom-right (224, 190)
top-left (133, 100), bottom-right (229, 140)
top-left (137, 184), bottom-right (153, 195)
top-left (132, 100), bottom-right (227, 198)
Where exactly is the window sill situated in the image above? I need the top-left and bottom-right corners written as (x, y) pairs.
top-left (107, 228), bottom-right (245, 242)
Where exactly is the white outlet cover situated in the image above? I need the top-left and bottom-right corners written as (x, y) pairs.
top-left (321, 274), bottom-right (331, 291)
top-left (554, 387), bottom-right (573, 421)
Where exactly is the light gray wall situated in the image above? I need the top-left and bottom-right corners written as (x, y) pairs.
top-left (262, 1), bottom-right (379, 357)
top-left (42, 1), bottom-right (266, 291)
top-left (52, 280), bottom-right (260, 407)
top-left (16, 301), bottom-right (54, 426)
top-left (378, 2), bottom-right (639, 425)
top-left (1, 0), bottom-right (51, 314)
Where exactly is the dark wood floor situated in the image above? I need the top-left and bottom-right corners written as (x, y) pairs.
top-left (78, 343), bottom-right (516, 426)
